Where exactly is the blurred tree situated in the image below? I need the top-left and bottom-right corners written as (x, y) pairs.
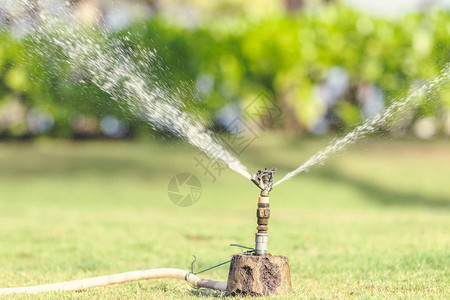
top-left (0, 2), bottom-right (449, 139)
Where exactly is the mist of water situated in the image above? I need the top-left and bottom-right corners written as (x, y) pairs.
top-left (274, 64), bottom-right (450, 187)
top-left (5, 1), bottom-right (251, 179)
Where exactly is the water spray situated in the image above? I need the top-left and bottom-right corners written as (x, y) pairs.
top-left (2, 1), bottom-right (448, 297)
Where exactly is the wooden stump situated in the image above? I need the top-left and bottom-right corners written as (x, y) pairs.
top-left (225, 254), bottom-right (292, 297)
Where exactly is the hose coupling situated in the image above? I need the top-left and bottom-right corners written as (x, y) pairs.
top-left (255, 233), bottom-right (269, 255)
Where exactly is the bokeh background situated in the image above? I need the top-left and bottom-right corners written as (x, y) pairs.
top-left (0, 1), bottom-right (449, 299)
top-left (1, 0), bottom-right (450, 139)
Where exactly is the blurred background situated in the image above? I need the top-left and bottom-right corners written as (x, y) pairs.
top-left (1, 0), bottom-right (449, 140)
top-left (0, 1), bottom-right (449, 298)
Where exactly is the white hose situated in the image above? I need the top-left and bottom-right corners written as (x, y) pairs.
top-left (0, 268), bottom-right (227, 295)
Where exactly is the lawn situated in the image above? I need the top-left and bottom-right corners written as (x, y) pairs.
top-left (0, 135), bottom-right (448, 299)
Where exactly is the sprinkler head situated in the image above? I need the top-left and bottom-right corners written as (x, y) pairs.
top-left (251, 167), bottom-right (276, 256)
top-left (251, 167), bottom-right (277, 197)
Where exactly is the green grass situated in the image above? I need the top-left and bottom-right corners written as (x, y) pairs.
top-left (0, 135), bottom-right (449, 299)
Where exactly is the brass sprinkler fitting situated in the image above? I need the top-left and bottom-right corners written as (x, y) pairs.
top-left (251, 168), bottom-right (277, 256)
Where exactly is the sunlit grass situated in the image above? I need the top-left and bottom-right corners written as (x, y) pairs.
top-left (0, 136), bottom-right (448, 299)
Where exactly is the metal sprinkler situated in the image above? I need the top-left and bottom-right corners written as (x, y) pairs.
top-left (251, 167), bottom-right (277, 255)
top-left (224, 167), bottom-right (291, 296)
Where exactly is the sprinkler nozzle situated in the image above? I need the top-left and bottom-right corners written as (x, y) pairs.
top-left (251, 167), bottom-right (277, 197)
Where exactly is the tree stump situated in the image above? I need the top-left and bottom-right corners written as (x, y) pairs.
top-left (225, 254), bottom-right (292, 297)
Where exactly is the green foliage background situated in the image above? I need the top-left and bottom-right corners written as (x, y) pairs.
top-left (0, 3), bottom-right (449, 138)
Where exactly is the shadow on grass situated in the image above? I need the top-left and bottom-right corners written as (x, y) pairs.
top-left (0, 152), bottom-right (162, 179)
top-left (190, 288), bottom-right (224, 298)
top-left (313, 168), bottom-right (450, 209)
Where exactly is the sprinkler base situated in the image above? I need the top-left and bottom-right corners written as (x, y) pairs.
top-left (225, 254), bottom-right (292, 297)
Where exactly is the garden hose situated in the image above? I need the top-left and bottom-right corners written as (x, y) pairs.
top-left (0, 268), bottom-right (227, 295)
